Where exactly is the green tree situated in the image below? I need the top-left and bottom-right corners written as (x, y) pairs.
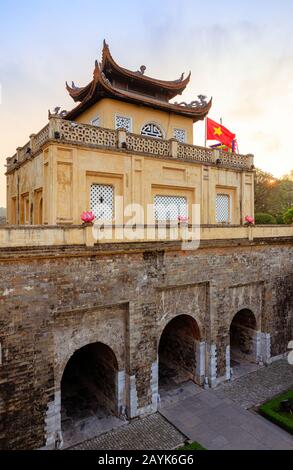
top-left (254, 169), bottom-right (293, 218)
top-left (283, 207), bottom-right (293, 224)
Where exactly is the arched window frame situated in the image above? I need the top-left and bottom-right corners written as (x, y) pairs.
top-left (141, 122), bottom-right (165, 139)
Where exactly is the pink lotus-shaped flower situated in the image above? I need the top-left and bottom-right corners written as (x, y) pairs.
top-left (177, 215), bottom-right (189, 223)
top-left (244, 215), bottom-right (254, 225)
top-left (81, 211), bottom-right (95, 224)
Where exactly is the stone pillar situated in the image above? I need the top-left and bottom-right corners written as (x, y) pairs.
top-left (207, 343), bottom-right (217, 388)
top-left (225, 344), bottom-right (231, 380)
top-left (43, 390), bottom-right (63, 449)
top-left (127, 361), bottom-right (159, 418)
top-left (117, 369), bottom-right (126, 417)
top-left (128, 373), bottom-right (138, 419)
top-left (84, 223), bottom-right (95, 246)
top-left (252, 331), bottom-right (262, 362)
top-left (195, 341), bottom-right (206, 385)
top-left (261, 332), bottom-right (271, 364)
top-left (150, 360), bottom-right (159, 410)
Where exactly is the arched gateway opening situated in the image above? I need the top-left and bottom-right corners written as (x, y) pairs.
top-left (158, 315), bottom-right (202, 398)
top-left (61, 342), bottom-right (124, 447)
top-left (229, 309), bottom-right (259, 377)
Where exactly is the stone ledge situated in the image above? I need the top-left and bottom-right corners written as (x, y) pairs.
top-left (0, 236), bottom-right (292, 261)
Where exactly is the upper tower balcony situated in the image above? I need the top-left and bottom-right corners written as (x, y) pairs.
top-left (6, 116), bottom-right (254, 174)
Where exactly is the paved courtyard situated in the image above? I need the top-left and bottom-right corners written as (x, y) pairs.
top-left (69, 413), bottom-right (186, 450)
top-left (160, 387), bottom-right (293, 450)
top-left (214, 359), bottom-right (293, 409)
top-left (69, 359), bottom-right (293, 450)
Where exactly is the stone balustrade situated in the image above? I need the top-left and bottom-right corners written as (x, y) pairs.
top-left (6, 117), bottom-right (254, 172)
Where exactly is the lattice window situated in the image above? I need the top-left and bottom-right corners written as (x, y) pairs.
top-left (216, 193), bottom-right (230, 223)
top-left (154, 195), bottom-right (187, 221)
top-left (115, 115), bottom-right (132, 132)
top-left (90, 184), bottom-right (114, 220)
top-left (141, 123), bottom-right (163, 138)
top-left (91, 116), bottom-right (100, 127)
top-left (174, 128), bottom-right (186, 143)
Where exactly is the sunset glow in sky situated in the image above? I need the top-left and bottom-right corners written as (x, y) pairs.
top-left (0, 0), bottom-right (293, 206)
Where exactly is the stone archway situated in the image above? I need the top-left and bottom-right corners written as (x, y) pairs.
top-left (60, 342), bottom-right (126, 448)
top-left (158, 314), bottom-right (204, 399)
top-left (229, 308), bottom-right (260, 378)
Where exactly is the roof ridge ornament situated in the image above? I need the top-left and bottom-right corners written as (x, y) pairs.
top-left (174, 94), bottom-right (208, 108)
top-left (136, 65), bottom-right (146, 75)
top-left (48, 107), bottom-right (68, 118)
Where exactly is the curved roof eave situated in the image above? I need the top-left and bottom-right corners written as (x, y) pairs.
top-left (101, 39), bottom-right (191, 92)
top-left (65, 63), bottom-right (212, 122)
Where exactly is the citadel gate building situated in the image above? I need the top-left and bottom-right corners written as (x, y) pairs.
top-left (1, 41), bottom-right (293, 449)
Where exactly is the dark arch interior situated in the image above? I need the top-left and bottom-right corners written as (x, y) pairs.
top-left (61, 342), bottom-right (121, 446)
top-left (158, 315), bottom-right (200, 392)
top-left (230, 309), bottom-right (257, 365)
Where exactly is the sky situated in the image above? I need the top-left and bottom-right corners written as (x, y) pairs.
top-left (0, 0), bottom-right (293, 207)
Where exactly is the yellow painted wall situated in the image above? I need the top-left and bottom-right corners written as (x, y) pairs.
top-left (6, 153), bottom-right (44, 224)
top-left (6, 143), bottom-right (254, 227)
top-left (75, 98), bottom-right (194, 143)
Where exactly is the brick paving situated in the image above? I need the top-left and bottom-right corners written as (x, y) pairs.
top-left (214, 359), bottom-right (293, 409)
top-left (69, 413), bottom-right (186, 450)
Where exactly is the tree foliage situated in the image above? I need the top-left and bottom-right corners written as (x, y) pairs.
top-left (255, 213), bottom-right (276, 224)
top-left (283, 207), bottom-right (293, 224)
top-left (254, 169), bottom-right (293, 219)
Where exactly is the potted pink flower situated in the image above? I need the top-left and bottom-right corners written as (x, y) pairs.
top-left (244, 215), bottom-right (254, 225)
top-left (178, 215), bottom-right (189, 225)
top-left (81, 211), bottom-right (95, 224)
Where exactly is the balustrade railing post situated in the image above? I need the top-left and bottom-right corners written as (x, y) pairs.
top-left (212, 149), bottom-right (220, 163)
top-left (169, 138), bottom-right (178, 158)
top-left (16, 147), bottom-right (22, 161)
top-left (117, 128), bottom-right (127, 149)
top-left (246, 153), bottom-right (254, 168)
top-left (48, 116), bottom-right (62, 140)
top-left (29, 134), bottom-right (36, 154)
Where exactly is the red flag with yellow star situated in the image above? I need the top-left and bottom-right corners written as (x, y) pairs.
top-left (206, 118), bottom-right (235, 147)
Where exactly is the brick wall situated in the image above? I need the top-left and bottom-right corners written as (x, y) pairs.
top-left (0, 238), bottom-right (292, 449)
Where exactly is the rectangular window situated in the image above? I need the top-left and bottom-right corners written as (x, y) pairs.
top-left (20, 193), bottom-right (30, 225)
top-left (115, 115), bottom-right (132, 132)
top-left (11, 197), bottom-right (17, 224)
top-left (216, 193), bottom-right (231, 223)
top-left (90, 116), bottom-right (100, 127)
top-left (154, 195), bottom-right (187, 221)
top-left (174, 128), bottom-right (186, 143)
top-left (90, 184), bottom-right (114, 220)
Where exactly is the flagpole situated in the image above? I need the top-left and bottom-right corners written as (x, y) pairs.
top-left (204, 117), bottom-right (207, 147)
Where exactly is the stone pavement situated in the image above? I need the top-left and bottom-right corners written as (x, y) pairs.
top-left (160, 359), bottom-right (293, 450)
top-left (214, 359), bottom-right (293, 409)
top-left (69, 413), bottom-right (186, 450)
top-left (160, 388), bottom-right (293, 450)
top-left (69, 359), bottom-right (293, 450)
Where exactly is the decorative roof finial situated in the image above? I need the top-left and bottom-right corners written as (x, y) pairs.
top-left (139, 65), bottom-right (146, 75)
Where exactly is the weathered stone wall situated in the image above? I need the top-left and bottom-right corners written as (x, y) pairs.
top-left (0, 238), bottom-right (292, 449)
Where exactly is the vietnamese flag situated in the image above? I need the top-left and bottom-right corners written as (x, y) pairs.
top-left (206, 118), bottom-right (235, 147)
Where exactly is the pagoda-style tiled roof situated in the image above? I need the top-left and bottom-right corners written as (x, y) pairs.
top-left (65, 40), bottom-right (212, 122)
